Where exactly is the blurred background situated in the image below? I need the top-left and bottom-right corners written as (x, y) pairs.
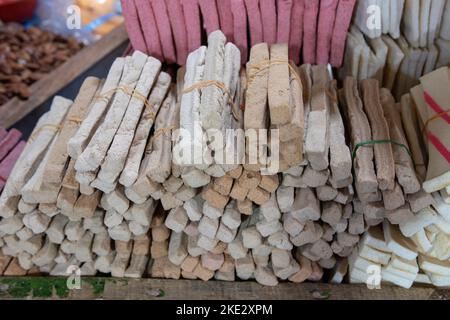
top-left (0, 0), bottom-right (126, 136)
top-left (0, 0), bottom-right (124, 43)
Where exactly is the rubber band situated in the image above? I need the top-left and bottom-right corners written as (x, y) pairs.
top-left (421, 110), bottom-right (450, 135)
top-left (423, 91), bottom-right (450, 124)
top-left (352, 140), bottom-right (412, 161)
top-left (244, 59), bottom-right (303, 116)
top-left (67, 117), bottom-right (84, 124)
top-left (144, 110), bottom-right (157, 121)
top-left (29, 124), bottom-right (62, 142)
top-left (415, 163), bottom-right (426, 167)
top-left (96, 86), bottom-right (157, 121)
top-left (101, 85), bottom-right (133, 97)
top-left (351, 139), bottom-right (412, 181)
top-left (324, 81), bottom-right (339, 105)
top-left (146, 125), bottom-right (177, 154)
top-left (247, 59), bottom-right (302, 89)
top-left (94, 95), bottom-right (111, 104)
top-left (325, 88), bottom-right (338, 105)
top-left (182, 80), bottom-right (240, 121)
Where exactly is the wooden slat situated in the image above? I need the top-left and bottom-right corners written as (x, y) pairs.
top-left (93, 279), bottom-right (445, 300)
top-left (0, 277), bottom-right (448, 300)
top-left (0, 24), bottom-right (128, 128)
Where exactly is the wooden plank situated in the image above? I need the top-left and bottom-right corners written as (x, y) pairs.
top-left (0, 24), bottom-right (129, 129)
top-left (0, 277), bottom-right (447, 300)
top-left (98, 279), bottom-right (444, 300)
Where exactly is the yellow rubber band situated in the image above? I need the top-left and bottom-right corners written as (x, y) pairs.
top-left (247, 59), bottom-right (302, 89)
top-left (29, 124), bottom-right (62, 142)
top-left (67, 117), bottom-right (84, 124)
top-left (97, 86), bottom-right (156, 121)
top-left (421, 110), bottom-right (450, 135)
top-left (182, 80), bottom-right (240, 121)
top-left (146, 125), bottom-right (177, 154)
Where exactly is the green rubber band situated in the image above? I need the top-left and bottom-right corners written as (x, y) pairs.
top-left (352, 140), bottom-right (412, 161)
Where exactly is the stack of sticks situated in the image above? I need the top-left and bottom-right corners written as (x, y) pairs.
top-left (273, 64), bottom-right (359, 279)
top-left (354, 0), bottom-right (450, 45)
top-left (244, 42), bottom-right (304, 174)
top-left (347, 225), bottom-right (420, 288)
top-left (342, 0), bottom-right (450, 100)
top-left (406, 67), bottom-right (450, 201)
top-left (339, 77), bottom-right (434, 229)
top-left (121, 0), bottom-right (357, 67)
top-left (161, 169), bottom-right (285, 284)
top-left (142, 45), bottom-right (368, 285)
top-left (100, 75), bottom-right (192, 276)
top-left (0, 37), bottom-right (446, 288)
top-left (176, 30), bottom-right (242, 185)
top-left (345, 66), bottom-right (450, 289)
top-left (348, 203), bottom-right (450, 288)
top-left (0, 50), bottom-right (178, 277)
top-left (353, 0), bottom-right (405, 39)
top-left (0, 94), bottom-right (74, 274)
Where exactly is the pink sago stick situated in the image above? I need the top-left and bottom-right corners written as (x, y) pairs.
top-left (289, 0), bottom-right (305, 64)
top-left (330, 0), bottom-right (356, 68)
top-left (167, 0), bottom-right (189, 65)
top-left (231, 0), bottom-right (248, 63)
top-left (182, 0), bottom-right (202, 52)
top-left (316, 0), bottom-right (339, 64)
top-left (276, 0), bottom-right (293, 44)
top-left (302, 0), bottom-right (319, 64)
top-left (245, 0), bottom-right (263, 46)
top-left (217, 0), bottom-right (234, 42)
top-left (135, 0), bottom-right (164, 61)
top-left (198, 0), bottom-right (220, 35)
top-left (260, 0), bottom-right (277, 45)
top-left (121, 0), bottom-right (147, 53)
top-left (151, 0), bottom-right (177, 64)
